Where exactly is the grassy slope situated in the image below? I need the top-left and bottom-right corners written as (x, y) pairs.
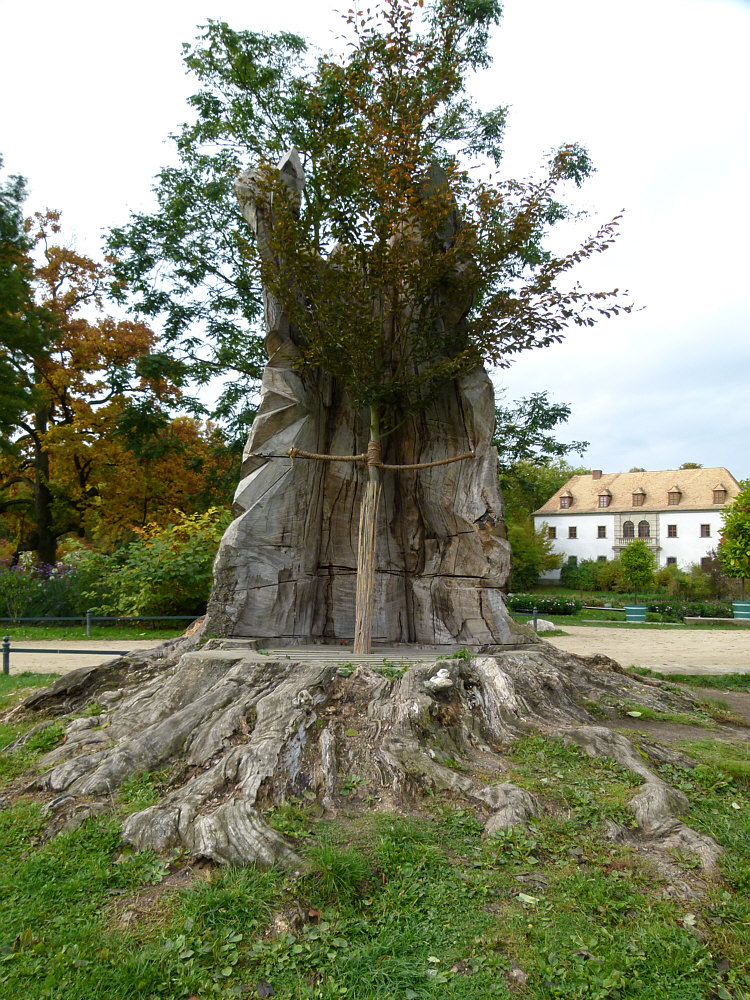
top-left (0, 684), bottom-right (748, 999)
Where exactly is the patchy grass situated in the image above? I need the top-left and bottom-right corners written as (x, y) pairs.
top-left (0, 672), bottom-right (60, 704)
top-left (648, 671), bottom-right (750, 693)
top-left (0, 732), bottom-right (748, 998)
top-left (620, 703), bottom-right (720, 728)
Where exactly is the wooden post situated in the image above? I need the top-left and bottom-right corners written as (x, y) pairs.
top-left (353, 407), bottom-right (382, 654)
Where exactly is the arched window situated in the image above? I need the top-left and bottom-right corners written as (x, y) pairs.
top-left (638, 520), bottom-right (650, 538)
top-left (623, 521), bottom-right (634, 539)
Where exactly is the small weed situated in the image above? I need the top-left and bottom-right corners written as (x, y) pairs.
top-left (268, 799), bottom-right (316, 839)
top-left (303, 844), bottom-right (372, 905)
top-left (337, 661), bottom-right (354, 677)
top-left (440, 754), bottom-right (470, 773)
top-left (375, 658), bottom-right (408, 679)
top-left (340, 774), bottom-right (368, 796)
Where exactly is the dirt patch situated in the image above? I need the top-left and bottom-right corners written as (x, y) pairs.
top-left (107, 860), bottom-right (213, 931)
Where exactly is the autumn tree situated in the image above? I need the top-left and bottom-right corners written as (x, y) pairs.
top-left (0, 207), bottom-right (191, 562)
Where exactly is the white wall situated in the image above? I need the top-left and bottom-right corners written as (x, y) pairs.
top-left (533, 509), bottom-right (723, 581)
top-left (534, 513), bottom-right (617, 580)
top-left (658, 510), bottom-right (722, 568)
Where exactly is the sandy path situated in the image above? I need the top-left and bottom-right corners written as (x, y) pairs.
top-left (3, 628), bottom-right (750, 677)
top-left (545, 626), bottom-right (750, 674)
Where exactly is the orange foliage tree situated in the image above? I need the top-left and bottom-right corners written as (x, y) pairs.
top-left (0, 210), bottom-right (234, 561)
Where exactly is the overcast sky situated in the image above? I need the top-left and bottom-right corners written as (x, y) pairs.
top-left (2, 0), bottom-right (748, 479)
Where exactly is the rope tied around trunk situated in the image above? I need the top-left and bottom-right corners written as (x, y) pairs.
top-left (284, 444), bottom-right (475, 471)
top-left (366, 439), bottom-right (382, 467)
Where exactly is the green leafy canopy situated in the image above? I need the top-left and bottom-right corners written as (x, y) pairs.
top-left (108, 0), bottom-right (629, 436)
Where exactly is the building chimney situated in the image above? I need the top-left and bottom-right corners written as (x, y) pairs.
top-left (592, 470), bottom-right (602, 480)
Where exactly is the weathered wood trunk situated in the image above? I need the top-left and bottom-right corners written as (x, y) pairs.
top-left (204, 150), bottom-right (526, 648)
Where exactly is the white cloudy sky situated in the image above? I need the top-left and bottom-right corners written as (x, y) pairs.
top-left (2, 0), bottom-right (748, 478)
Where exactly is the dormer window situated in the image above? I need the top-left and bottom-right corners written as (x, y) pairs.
top-left (560, 497), bottom-right (571, 509)
top-left (713, 483), bottom-right (727, 504)
top-left (667, 489), bottom-right (681, 506)
top-left (632, 488), bottom-right (646, 507)
top-left (598, 489), bottom-right (612, 508)
top-left (559, 490), bottom-right (573, 509)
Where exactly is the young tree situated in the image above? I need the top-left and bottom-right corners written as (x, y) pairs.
top-left (239, 1), bottom-right (627, 648)
top-left (506, 518), bottom-right (562, 590)
top-left (110, 0), bottom-right (629, 650)
top-left (717, 479), bottom-right (750, 600)
top-left (620, 539), bottom-right (655, 605)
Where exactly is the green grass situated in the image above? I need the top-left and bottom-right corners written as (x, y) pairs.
top-left (0, 671), bottom-right (61, 700)
top-left (0, 624), bottom-right (185, 641)
top-left (653, 672), bottom-right (750, 693)
top-left (0, 733), bottom-right (748, 998)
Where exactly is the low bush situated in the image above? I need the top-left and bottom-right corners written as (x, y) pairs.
top-left (0, 560), bottom-right (84, 620)
top-left (506, 593), bottom-right (582, 615)
top-left (646, 598), bottom-right (733, 623)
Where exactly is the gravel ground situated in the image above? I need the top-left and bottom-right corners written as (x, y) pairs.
top-left (2, 640), bottom-right (163, 676)
top-left (545, 625), bottom-right (750, 674)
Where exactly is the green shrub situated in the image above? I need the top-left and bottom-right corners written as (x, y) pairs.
top-left (89, 508), bottom-right (232, 616)
top-left (506, 593), bottom-right (582, 615)
top-left (0, 508), bottom-right (231, 621)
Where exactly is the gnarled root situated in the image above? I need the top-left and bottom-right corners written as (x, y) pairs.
top-left (19, 639), bottom-right (723, 871)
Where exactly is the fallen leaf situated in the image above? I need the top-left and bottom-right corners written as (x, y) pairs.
top-left (517, 892), bottom-right (539, 905)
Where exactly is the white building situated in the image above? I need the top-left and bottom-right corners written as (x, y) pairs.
top-left (532, 467), bottom-right (741, 581)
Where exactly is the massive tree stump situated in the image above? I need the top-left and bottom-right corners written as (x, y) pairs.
top-left (204, 150), bottom-right (525, 647)
top-left (3, 152), bottom-right (726, 884)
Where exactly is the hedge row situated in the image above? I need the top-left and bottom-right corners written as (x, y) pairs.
top-left (645, 599), bottom-right (733, 623)
top-left (506, 594), bottom-right (583, 616)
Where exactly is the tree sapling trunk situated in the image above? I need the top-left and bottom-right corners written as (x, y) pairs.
top-left (354, 406), bottom-right (382, 654)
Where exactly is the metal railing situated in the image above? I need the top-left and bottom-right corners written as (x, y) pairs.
top-left (2, 634), bottom-right (137, 675)
top-left (0, 612), bottom-right (198, 636)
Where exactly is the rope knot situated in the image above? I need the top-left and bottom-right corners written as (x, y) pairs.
top-left (366, 439), bottom-right (382, 467)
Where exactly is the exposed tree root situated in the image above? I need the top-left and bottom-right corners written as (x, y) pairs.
top-left (15, 637), bottom-right (725, 873)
